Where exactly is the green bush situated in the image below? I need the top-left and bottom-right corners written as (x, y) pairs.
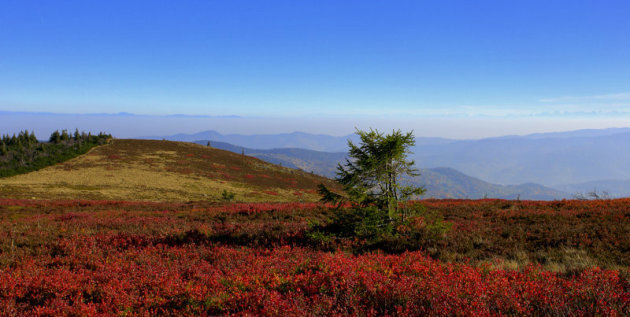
top-left (312, 203), bottom-right (452, 253)
top-left (351, 206), bottom-right (394, 240)
top-left (401, 204), bottom-right (453, 240)
top-left (221, 190), bottom-right (236, 202)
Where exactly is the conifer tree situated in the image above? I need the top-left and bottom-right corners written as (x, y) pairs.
top-left (29, 131), bottom-right (37, 145)
top-left (60, 129), bottom-right (70, 141)
top-left (320, 128), bottom-right (425, 219)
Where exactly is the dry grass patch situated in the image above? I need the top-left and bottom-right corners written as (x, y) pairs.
top-left (0, 139), bottom-right (337, 202)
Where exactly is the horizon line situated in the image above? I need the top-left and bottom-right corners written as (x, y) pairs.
top-left (4, 109), bottom-right (630, 119)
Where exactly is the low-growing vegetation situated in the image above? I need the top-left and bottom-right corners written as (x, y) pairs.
top-left (0, 198), bottom-right (627, 315)
top-left (0, 139), bottom-right (338, 202)
top-left (0, 132), bottom-right (628, 315)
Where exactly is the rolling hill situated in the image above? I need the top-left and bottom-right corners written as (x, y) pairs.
top-left (418, 167), bottom-right (567, 200)
top-left (195, 140), bottom-right (568, 200)
top-left (152, 128), bottom-right (630, 194)
top-left (555, 179), bottom-right (630, 198)
top-left (0, 139), bottom-right (337, 202)
top-left (0, 136), bottom-right (572, 202)
top-left (411, 131), bottom-right (630, 187)
top-left (194, 140), bottom-right (348, 177)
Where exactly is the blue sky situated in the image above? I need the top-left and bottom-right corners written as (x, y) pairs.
top-left (1, 1), bottom-right (630, 125)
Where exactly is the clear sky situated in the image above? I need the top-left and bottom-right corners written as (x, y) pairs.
top-left (1, 1), bottom-right (630, 136)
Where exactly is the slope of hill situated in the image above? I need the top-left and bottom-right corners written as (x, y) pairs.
top-left (196, 140), bottom-right (569, 200)
top-left (556, 179), bottom-right (630, 198)
top-left (412, 131), bottom-right (630, 187)
top-left (418, 167), bottom-right (568, 200)
top-left (0, 139), bottom-right (337, 202)
top-left (0, 130), bottom-right (111, 178)
top-left (151, 128), bottom-right (630, 191)
top-left (195, 140), bottom-right (348, 177)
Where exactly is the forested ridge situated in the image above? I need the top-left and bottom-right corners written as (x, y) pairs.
top-left (0, 129), bottom-right (111, 178)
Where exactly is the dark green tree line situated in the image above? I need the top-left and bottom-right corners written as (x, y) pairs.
top-left (0, 129), bottom-right (111, 178)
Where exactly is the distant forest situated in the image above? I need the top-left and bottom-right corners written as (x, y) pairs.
top-left (0, 129), bottom-right (111, 178)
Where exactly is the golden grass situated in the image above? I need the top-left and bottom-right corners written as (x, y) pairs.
top-left (0, 139), bottom-right (336, 202)
top-left (486, 248), bottom-right (600, 273)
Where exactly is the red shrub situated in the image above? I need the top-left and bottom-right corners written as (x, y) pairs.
top-left (0, 199), bottom-right (628, 315)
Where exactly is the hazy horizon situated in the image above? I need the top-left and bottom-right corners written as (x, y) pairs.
top-left (2, 1), bottom-right (630, 135)
top-left (3, 110), bottom-right (630, 140)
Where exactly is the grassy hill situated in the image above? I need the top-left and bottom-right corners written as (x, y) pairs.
top-left (0, 139), bottom-right (337, 202)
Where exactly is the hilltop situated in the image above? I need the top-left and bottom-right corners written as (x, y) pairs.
top-left (0, 139), bottom-right (337, 202)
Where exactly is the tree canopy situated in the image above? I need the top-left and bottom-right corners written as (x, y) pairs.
top-left (1, 130), bottom-right (111, 178)
top-left (321, 128), bottom-right (424, 218)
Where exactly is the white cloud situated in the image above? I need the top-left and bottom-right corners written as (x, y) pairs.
top-left (535, 92), bottom-right (630, 115)
top-left (540, 92), bottom-right (630, 103)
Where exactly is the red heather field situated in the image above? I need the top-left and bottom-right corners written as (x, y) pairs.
top-left (0, 199), bottom-right (628, 315)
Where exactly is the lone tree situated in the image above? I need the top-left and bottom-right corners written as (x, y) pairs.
top-left (320, 128), bottom-right (425, 219)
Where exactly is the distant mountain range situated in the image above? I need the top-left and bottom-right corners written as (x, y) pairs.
top-left (410, 129), bottom-right (630, 187)
top-left (149, 127), bottom-right (630, 198)
top-left (147, 131), bottom-right (359, 152)
top-left (196, 140), bottom-right (348, 178)
top-left (555, 179), bottom-right (630, 198)
top-left (418, 167), bottom-right (567, 200)
top-left (146, 130), bottom-right (454, 152)
top-left (193, 140), bottom-right (568, 200)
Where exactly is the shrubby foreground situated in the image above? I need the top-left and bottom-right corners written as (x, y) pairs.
top-left (0, 199), bottom-right (628, 315)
